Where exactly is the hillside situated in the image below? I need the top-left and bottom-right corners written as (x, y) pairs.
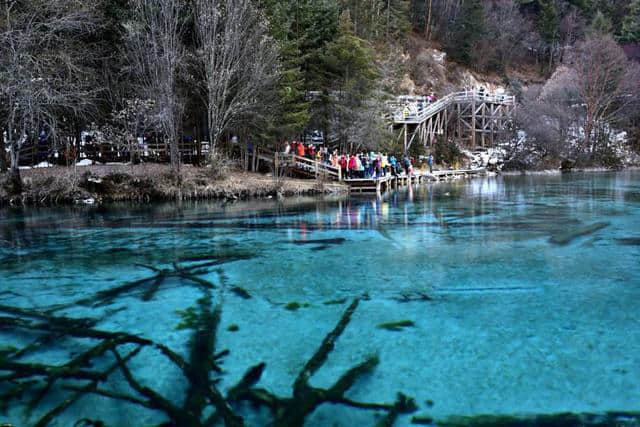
top-left (401, 34), bottom-right (546, 96)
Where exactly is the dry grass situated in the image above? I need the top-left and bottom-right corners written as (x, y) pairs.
top-left (0, 164), bottom-right (348, 206)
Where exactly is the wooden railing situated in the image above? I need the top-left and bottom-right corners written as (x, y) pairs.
top-left (389, 90), bottom-right (516, 124)
top-left (251, 146), bottom-right (342, 181)
top-left (276, 153), bottom-right (342, 180)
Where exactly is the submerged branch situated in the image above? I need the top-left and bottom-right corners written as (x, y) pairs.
top-left (35, 346), bottom-right (143, 427)
top-left (224, 298), bottom-right (416, 426)
top-left (435, 411), bottom-right (640, 427)
top-left (293, 298), bottom-right (360, 394)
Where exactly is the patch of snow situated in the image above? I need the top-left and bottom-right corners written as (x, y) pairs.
top-left (463, 147), bottom-right (507, 171)
top-left (76, 159), bottom-right (93, 166)
top-left (430, 49), bottom-right (446, 64)
top-left (34, 161), bottom-right (53, 168)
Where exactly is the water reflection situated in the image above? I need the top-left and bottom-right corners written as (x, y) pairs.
top-left (1, 171), bottom-right (640, 426)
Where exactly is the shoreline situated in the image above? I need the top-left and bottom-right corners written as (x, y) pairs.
top-left (0, 163), bottom-right (633, 208)
top-left (499, 165), bottom-right (639, 176)
top-left (0, 164), bottom-right (348, 208)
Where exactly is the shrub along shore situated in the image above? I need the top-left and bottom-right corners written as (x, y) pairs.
top-left (0, 164), bottom-right (348, 207)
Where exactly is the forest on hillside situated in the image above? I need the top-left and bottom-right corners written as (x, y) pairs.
top-left (1, 0), bottom-right (640, 187)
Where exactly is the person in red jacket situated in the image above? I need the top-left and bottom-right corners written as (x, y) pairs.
top-left (339, 155), bottom-right (348, 179)
top-left (348, 154), bottom-right (357, 178)
top-left (296, 142), bottom-right (305, 157)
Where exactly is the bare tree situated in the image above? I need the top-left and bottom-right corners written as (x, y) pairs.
top-left (126, 0), bottom-right (186, 173)
top-left (516, 70), bottom-right (580, 165)
top-left (558, 6), bottom-right (584, 63)
top-left (481, 0), bottom-right (533, 71)
top-left (93, 98), bottom-right (158, 165)
top-left (0, 0), bottom-right (99, 191)
top-left (517, 39), bottom-right (640, 167)
top-left (193, 0), bottom-right (279, 162)
top-left (570, 37), bottom-right (640, 155)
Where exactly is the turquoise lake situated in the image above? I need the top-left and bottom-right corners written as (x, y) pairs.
top-left (1, 171), bottom-right (639, 426)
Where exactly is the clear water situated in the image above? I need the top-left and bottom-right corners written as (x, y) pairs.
top-left (1, 171), bottom-right (640, 426)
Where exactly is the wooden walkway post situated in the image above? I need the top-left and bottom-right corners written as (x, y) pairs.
top-left (471, 100), bottom-right (477, 149)
top-left (481, 103), bottom-right (486, 147)
top-left (403, 124), bottom-right (408, 155)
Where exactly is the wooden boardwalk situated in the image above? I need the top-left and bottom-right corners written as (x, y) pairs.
top-left (389, 90), bottom-right (515, 152)
top-left (249, 147), bottom-right (487, 195)
top-left (345, 169), bottom-right (487, 194)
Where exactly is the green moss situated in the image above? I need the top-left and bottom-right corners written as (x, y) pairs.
top-left (437, 413), bottom-right (640, 426)
top-left (284, 302), bottom-right (310, 311)
top-left (227, 324), bottom-right (239, 332)
top-left (411, 415), bottom-right (434, 424)
top-left (230, 286), bottom-right (252, 299)
top-left (323, 298), bottom-right (347, 305)
top-left (377, 320), bottom-right (415, 331)
top-left (285, 302), bottom-right (301, 311)
top-left (175, 307), bottom-right (198, 330)
top-left (436, 414), bottom-right (532, 426)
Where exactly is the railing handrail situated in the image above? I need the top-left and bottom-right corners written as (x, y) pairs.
top-left (389, 90), bottom-right (515, 124)
top-left (275, 152), bottom-right (341, 178)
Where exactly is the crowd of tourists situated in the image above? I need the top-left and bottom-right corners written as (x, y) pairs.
top-left (283, 141), bottom-right (430, 179)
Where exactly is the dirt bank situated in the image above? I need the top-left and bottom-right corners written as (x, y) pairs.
top-left (0, 164), bottom-right (348, 207)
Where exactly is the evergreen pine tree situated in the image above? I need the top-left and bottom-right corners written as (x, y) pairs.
top-left (275, 41), bottom-right (311, 141)
top-left (537, 0), bottom-right (559, 43)
top-left (324, 10), bottom-right (377, 88)
top-left (300, 0), bottom-right (340, 89)
top-left (619, 0), bottom-right (640, 43)
top-left (566, 0), bottom-right (591, 15)
top-left (590, 10), bottom-right (613, 36)
top-left (382, 0), bottom-right (411, 40)
top-left (447, 0), bottom-right (486, 66)
top-left (261, 0), bottom-right (311, 141)
top-left (322, 10), bottom-right (378, 150)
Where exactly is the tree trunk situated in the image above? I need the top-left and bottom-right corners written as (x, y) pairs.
top-left (75, 121), bottom-right (83, 165)
top-left (584, 115), bottom-right (594, 157)
top-left (170, 129), bottom-right (180, 175)
top-left (0, 127), bottom-right (7, 172)
top-left (425, 0), bottom-right (432, 40)
top-left (9, 143), bottom-right (23, 194)
top-left (386, 0), bottom-right (391, 39)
